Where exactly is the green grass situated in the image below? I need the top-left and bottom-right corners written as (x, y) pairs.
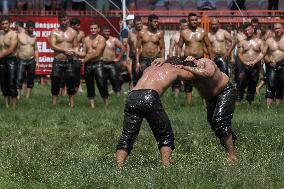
top-left (0, 83), bottom-right (283, 188)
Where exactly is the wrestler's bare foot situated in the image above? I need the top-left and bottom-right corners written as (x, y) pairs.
top-left (26, 88), bottom-right (32, 99)
top-left (69, 95), bottom-right (75, 108)
top-left (266, 98), bottom-right (273, 108)
top-left (160, 146), bottom-right (172, 168)
top-left (185, 92), bottom-right (192, 105)
top-left (228, 155), bottom-right (237, 166)
top-left (173, 88), bottom-right (180, 97)
top-left (89, 99), bottom-right (95, 109)
top-left (12, 97), bottom-right (17, 109)
top-left (17, 89), bottom-right (21, 100)
top-left (116, 149), bottom-right (128, 168)
top-left (104, 98), bottom-right (109, 109)
top-left (222, 134), bottom-right (237, 166)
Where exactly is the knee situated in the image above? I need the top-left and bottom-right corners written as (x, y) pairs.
top-left (210, 118), bottom-right (233, 139)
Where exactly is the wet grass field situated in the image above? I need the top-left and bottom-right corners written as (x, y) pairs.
top-left (0, 83), bottom-right (283, 188)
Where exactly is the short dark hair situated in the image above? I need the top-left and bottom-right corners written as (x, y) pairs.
top-left (188, 13), bottom-right (197, 18)
top-left (179, 18), bottom-right (187, 24)
top-left (70, 18), bottom-right (80, 26)
top-left (134, 16), bottom-right (142, 24)
top-left (1, 16), bottom-right (10, 23)
top-left (243, 22), bottom-right (252, 29)
top-left (26, 20), bottom-right (35, 28)
top-left (251, 18), bottom-right (259, 24)
top-left (58, 11), bottom-right (67, 20)
top-left (90, 22), bottom-right (99, 27)
top-left (16, 20), bottom-right (24, 27)
top-left (101, 25), bottom-right (110, 30)
top-left (148, 14), bottom-right (158, 22)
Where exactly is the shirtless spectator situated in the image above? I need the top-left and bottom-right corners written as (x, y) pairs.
top-left (136, 14), bottom-right (165, 80)
top-left (265, 23), bottom-right (284, 107)
top-left (169, 18), bottom-right (188, 96)
top-left (16, 20), bottom-right (38, 99)
top-left (101, 26), bottom-right (125, 94)
top-left (70, 18), bottom-right (85, 93)
top-left (116, 56), bottom-right (237, 168)
top-left (237, 22), bottom-right (267, 105)
top-left (208, 18), bottom-right (235, 76)
top-left (127, 16), bottom-right (143, 87)
top-left (0, 16), bottom-right (18, 108)
top-left (177, 13), bottom-right (214, 104)
top-left (82, 23), bottom-right (106, 108)
top-left (49, 12), bottom-right (78, 108)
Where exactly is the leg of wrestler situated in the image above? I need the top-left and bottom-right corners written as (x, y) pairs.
top-left (26, 60), bottom-right (36, 99)
top-left (275, 66), bottom-right (284, 106)
top-left (16, 59), bottom-right (26, 100)
top-left (7, 58), bottom-right (18, 108)
top-left (73, 60), bottom-right (81, 91)
top-left (184, 81), bottom-right (192, 105)
top-left (131, 58), bottom-right (137, 88)
top-left (146, 99), bottom-right (175, 168)
top-left (265, 66), bottom-right (276, 107)
top-left (116, 97), bottom-right (143, 168)
top-left (215, 57), bottom-right (229, 76)
top-left (51, 61), bottom-right (62, 106)
top-left (236, 65), bottom-right (247, 105)
top-left (94, 62), bottom-right (109, 107)
top-left (246, 67), bottom-right (259, 104)
top-left (0, 62), bottom-right (10, 107)
top-left (65, 61), bottom-right (76, 108)
top-left (108, 63), bottom-right (121, 93)
top-left (207, 84), bottom-right (237, 164)
top-left (172, 79), bottom-right (181, 97)
top-left (84, 63), bottom-right (96, 108)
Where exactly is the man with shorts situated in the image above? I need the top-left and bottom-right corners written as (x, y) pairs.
top-left (0, 16), bottom-right (18, 108)
top-left (82, 23), bottom-right (106, 108)
top-left (177, 13), bottom-right (214, 104)
top-left (116, 56), bottom-right (237, 168)
top-left (49, 12), bottom-right (78, 107)
top-left (16, 20), bottom-right (38, 99)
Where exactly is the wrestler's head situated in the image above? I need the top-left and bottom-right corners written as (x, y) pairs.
top-left (188, 13), bottom-right (198, 29)
top-left (90, 22), bottom-right (100, 36)
top-left (70, 18), bottom-right (81, 31)
top-left (210, 18), bottom-right (219, 31)
top-left (26, 20), bottom-right (35, 35)
top-left (102, 26), bottom-right (111, 39)
top-left (179, 19), bottom-right (188, 31)
top-left (134, 16), bottom-right (143, 31)
top-left (243, 22), bottom-right (254, 38)
top-left (274, 23), bottom-right (283, 37)
top-left (251, 17), bottom-right (259, 32)
top-left (58, 11), bottom-right (68, 29)
top-left (148, 14), bottom-right (159, 30)
top-left (0, 16), bottom-right (11, 32)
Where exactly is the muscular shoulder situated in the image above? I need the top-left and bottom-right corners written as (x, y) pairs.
top-left (197, 27), bottom-right (206, 34)
top-left (97, 35), bottom-right (106, 43)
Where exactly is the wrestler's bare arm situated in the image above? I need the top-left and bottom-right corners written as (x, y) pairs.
top-left (114, 38), bottom-right (125, 61)
top-left (264, 38), bottom-right (273, 63)
top-left (74, 38), bottom-right (86, 58)
top-left (159, 31), bottom-right (165, 59)
top-left (169, 36), bottom-right (175, 57)
top-left (251, 40), bottom-right (267, 65)
top-left (203, 32), bottom-right (214, 60)
top-left (34, 38), bottom-right (39, 64)
top-left (176, 67), bottom-right (195, 80)
top-left (180, 59), bottom-right (215, 78)
top-left (83, 36), bottom-right (106, 63)
top-left (224, 30), bottom-right (235, 56)
top-left (237, 42), bottom-right (247, 65)
top-left (177, 31), bottom-right (185, 57)
top-left (136, 31), bottom-right (142, 63)
top-left (0, 32), bottom-right (17, 58)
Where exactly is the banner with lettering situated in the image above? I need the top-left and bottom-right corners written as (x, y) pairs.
top-left (11, 16), bottom-right (120, 75)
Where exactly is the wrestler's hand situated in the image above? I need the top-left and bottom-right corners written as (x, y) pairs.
top-left (136, 62), bottom-right (141, 73)
top-left (114, 58), bottom-right (120, 63)
top-left (185, 56), bottom-right (196, 62)
top-left (152, 58), bottom-right (165, 67)
top-left (174, 65), bottom-right (184, 69)
top-left (65, 48), bottom-right (74, 56)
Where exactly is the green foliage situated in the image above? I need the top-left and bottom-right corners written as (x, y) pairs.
top-left (0, 84), bottom-right (283, 188)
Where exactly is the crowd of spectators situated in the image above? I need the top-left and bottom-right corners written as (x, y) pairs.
top-left (0, 0), bottom-right (282, 13)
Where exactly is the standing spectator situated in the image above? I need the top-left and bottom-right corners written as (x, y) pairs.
top-left (197, 0), bottom-right (216, 10)
top-left (268, 0), bottom-right (279, 10)
top-left (95, 0), bottom-right (110, 11)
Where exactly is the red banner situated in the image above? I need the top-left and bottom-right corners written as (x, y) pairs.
top-left (11, 16), bottom-right (120, 75)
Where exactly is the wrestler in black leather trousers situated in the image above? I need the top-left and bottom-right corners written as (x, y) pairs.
top-left (117, 89), bottom-right (175, 153)
top-left (102, 61), bottom-right (121, 93)
top-left (206, 81), bottom-right (237, 145)
top-left (51, 58), bottom-right (76, 96)
top-left (214, 55), bottom-right (229, 76)
top-left (130, 54), bottom-right (138, 86)
top-left (84, 60), bottom-right (108, 98)
top-left (265, 63), bottom-right (284, 100)
top-left (236, 63), bottom-right (260, 103)
top-left (0, 56), bottom-right (18, 97)
top-left (17, 58), bottom-right (36, 89)
top-left (73, 59), bottom-right (82, 88)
